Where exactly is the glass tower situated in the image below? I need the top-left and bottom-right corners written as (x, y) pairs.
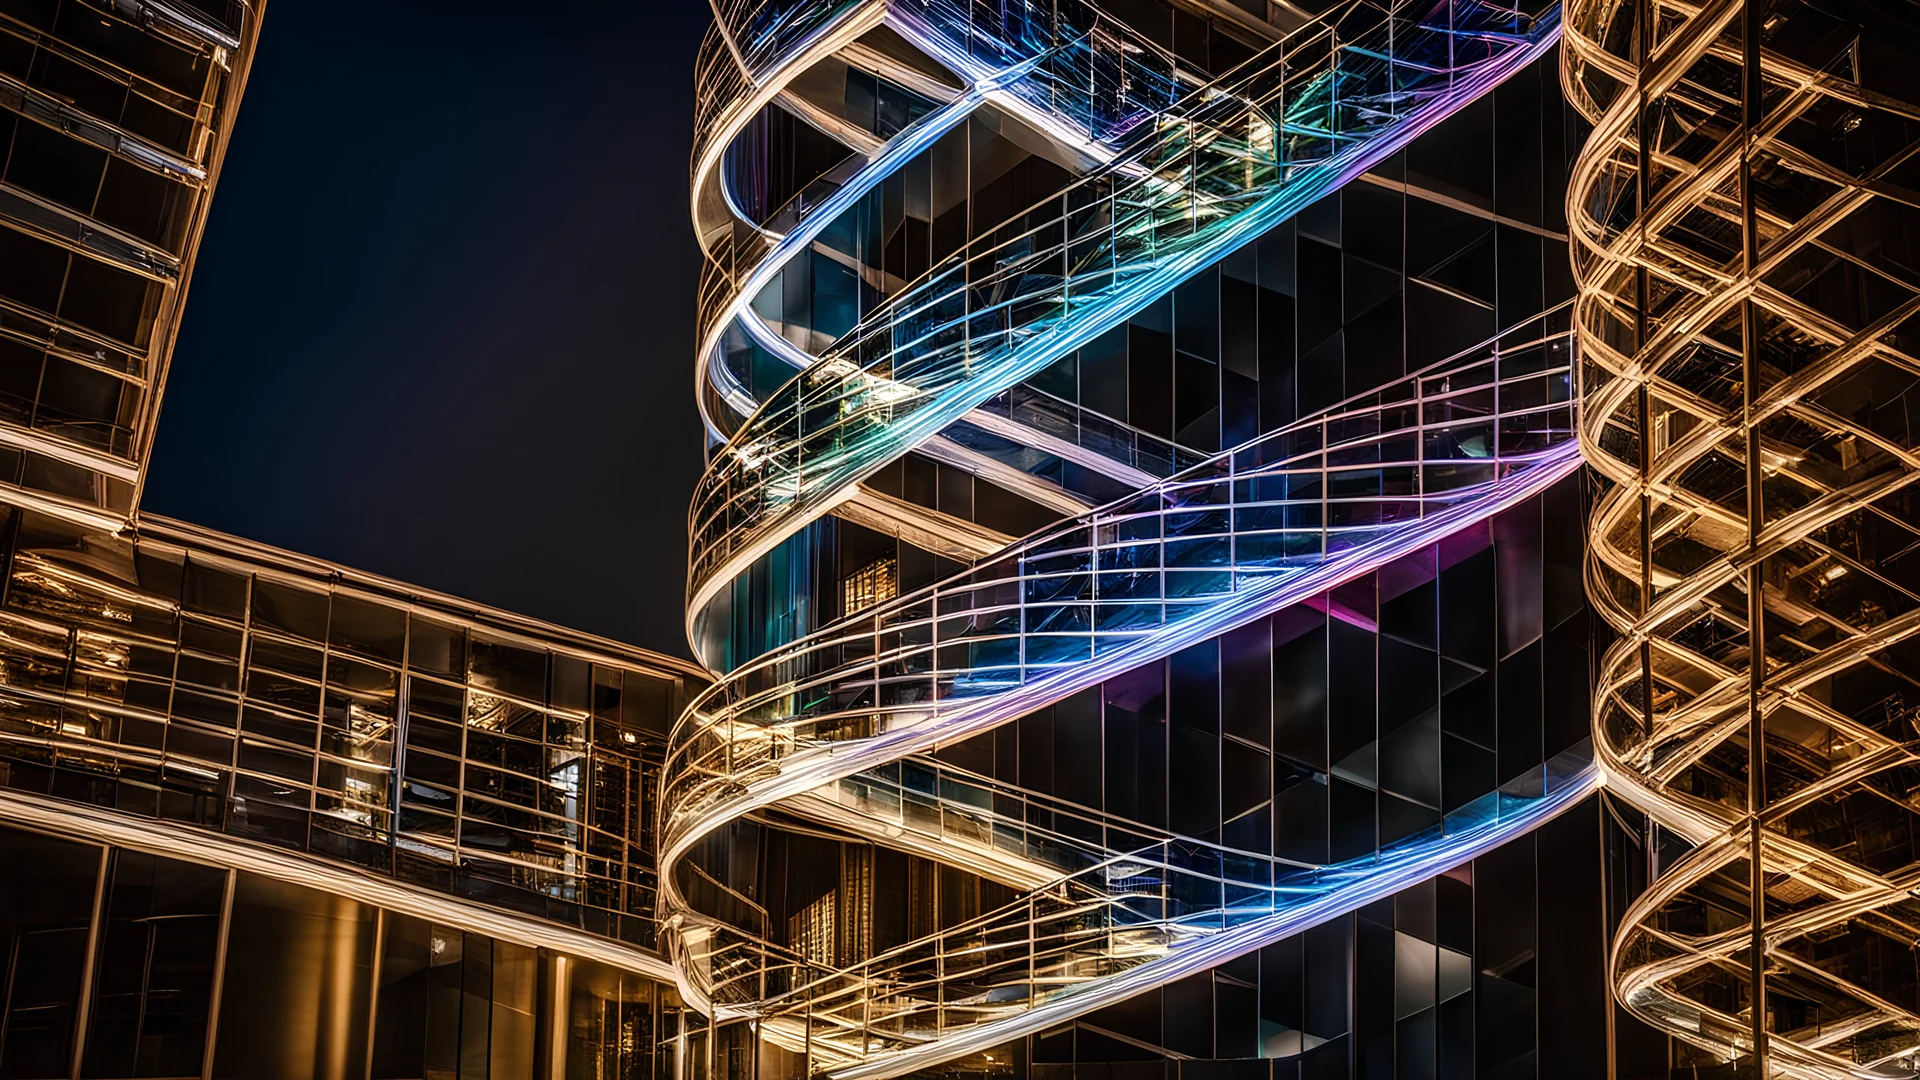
top-left (677, 0), bottom-right (1610, 1076)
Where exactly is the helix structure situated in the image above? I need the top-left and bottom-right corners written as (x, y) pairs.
top-left (677, 0), bottom-right (1597, 1075)
top-left (1566, 0), bottom-right (1920, 1074)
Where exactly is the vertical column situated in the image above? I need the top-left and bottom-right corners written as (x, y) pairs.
top-left (1737, 0), bottom-right (1767, 1072)
top-left (66, 846), bottom-right (111, 1080)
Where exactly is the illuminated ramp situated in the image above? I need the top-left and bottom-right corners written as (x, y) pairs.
top-left (670, 319), bottom-right (1592, 1076)
top-left (672, 0), bottom-right (1591, 1075)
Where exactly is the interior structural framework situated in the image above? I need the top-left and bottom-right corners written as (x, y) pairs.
top-left (0, 0), bottom-right (1914, 1078)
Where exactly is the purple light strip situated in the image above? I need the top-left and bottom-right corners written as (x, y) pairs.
top-left (663, 441), bottom-right (1585, 884)
top-left (828, 759), bottom-right (1600, 1079)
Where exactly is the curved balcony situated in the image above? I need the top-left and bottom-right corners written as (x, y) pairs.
top-left (668, 313), bottom-right (1594, 1075)
top-left (691, 0), bottom-right (1193, 454)
top-left (726, 745), bottom-right (1591, 1079)
top-left (0, 511), bottom-right (700, 979)
top-left (1566, 0), bottom-right (1920, 1072)
top-left (694, 0), bottom-right (1184, 263)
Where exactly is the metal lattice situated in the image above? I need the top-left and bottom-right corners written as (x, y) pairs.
top-left (1566, 0), bottom-right (1920, 1073)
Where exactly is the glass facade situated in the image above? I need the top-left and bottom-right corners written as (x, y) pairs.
top-left (0, 819), bottom-right (683, 1080)
top-left (922, 794), bottom-right (1620, 1079)
top-left (0, 0), bottom-right (257, 518)
top-left (0, 507), bottom-right (699, 950)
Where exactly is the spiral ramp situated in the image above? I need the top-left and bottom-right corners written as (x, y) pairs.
top-left (676, 0), bottom-right (1600, 1075)
top-left (1566, 0), bottom-right (1920, 1074)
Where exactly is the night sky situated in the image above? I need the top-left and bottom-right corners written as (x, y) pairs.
top-left (146, 0), bottom-right (714, 660)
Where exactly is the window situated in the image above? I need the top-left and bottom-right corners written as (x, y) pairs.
top-left (842, 556), bottom-right (897, 617)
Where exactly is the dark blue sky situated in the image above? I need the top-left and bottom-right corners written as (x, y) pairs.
top-left (147, 0), bottom-right (713, 659)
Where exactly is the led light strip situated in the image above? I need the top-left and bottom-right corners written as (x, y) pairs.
top-left (682, 0), bottom-right (1568, 646)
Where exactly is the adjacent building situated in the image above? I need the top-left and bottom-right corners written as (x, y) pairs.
top-left (0, 3), bottom-right (704, 1077)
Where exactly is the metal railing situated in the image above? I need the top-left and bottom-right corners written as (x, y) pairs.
top-left (672, 320), bottom-right (1579, 828)
top-left (668, 311), bottom-right (1590, 1075)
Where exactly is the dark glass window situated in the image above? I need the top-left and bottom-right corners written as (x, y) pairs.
top-left (81, 852), bottom-right (225, 1078)
top-left (0, 825), bottom-right (99, 1079)
top-left (209, 875), bottom-right (375, 1080)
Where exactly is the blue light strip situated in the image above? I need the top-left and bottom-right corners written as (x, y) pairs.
top-left (697, 44), bottom-right (1063, 439)
top-left (828, 754), bottom-right (1600, 1079)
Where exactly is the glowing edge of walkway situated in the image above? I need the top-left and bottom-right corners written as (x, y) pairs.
top-left (665, 443), bottom-right (1587, 1026)
top-left (830, 759), bottom-right (1603, 1079)
top-left (667, 440), bottom-right (1588, 880)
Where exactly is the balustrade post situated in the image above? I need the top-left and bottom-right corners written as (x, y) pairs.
top-left (1017, 548), bottom-right (1028, 686)
top-left (1027, 893), bottom-right (1039, 1012)
top-left (1320, 412), bottom-right (1331, 562)
top-left (1228, 438), bottom-right (1238, 591)
top-left (936, 923), bottom-right (947, 1039)
top-left (861, 959), bottom-right (872, 1062)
